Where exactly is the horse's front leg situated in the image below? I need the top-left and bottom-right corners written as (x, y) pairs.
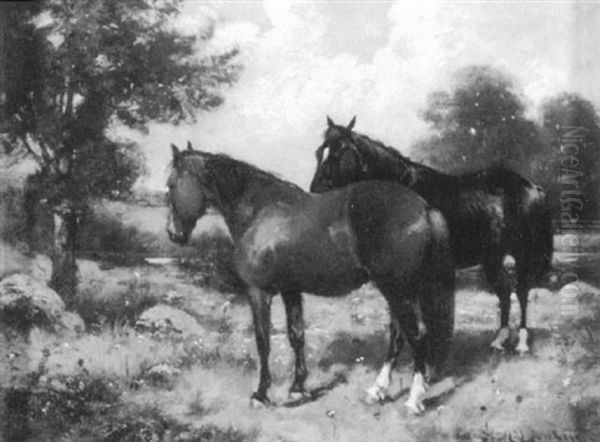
top-left (248, 286), bottom-right (273, 407)
top-left (282, 290), bottom-right (308, 400)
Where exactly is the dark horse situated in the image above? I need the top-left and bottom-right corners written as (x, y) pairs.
top-left (166, 142), bottom-right (455, 413)
top-left (310, 117), bottom-right (553, 354)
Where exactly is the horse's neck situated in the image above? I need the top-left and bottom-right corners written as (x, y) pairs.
top-left (372, 154), bottom-right (456, 206)
top-left (364, 150), bottom-right (408, 181)
top-left (207, 161), bottom-right (252, 231)
top-left (208, 160), bottom-right (305, 239)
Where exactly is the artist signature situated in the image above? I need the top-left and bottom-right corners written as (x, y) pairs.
top-left (455, 428), bottom-right (580, 441)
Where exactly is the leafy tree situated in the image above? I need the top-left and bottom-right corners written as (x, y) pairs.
top-left (1, 0), bottom-right (240, 306)
top-left (415, 65), bottom-right (543, 176)
top-left (537, 93), bottom-right (600, 223)
top-left (0, 1), bottom-right (43, 137)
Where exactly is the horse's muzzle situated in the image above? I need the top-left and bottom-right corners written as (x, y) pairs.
top-left (167, 229), bottom-right (189, 245)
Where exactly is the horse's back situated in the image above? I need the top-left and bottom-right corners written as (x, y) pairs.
top-left (234, 187), bottom-right (368, 295)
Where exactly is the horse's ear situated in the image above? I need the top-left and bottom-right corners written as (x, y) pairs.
top-left (327, 116), bottom-right (335, 128)
top-left (347, 116), bottom-right (356, 131)
top-left (401, 167), bottom-right (418, 187)
top-left (186, 141), bottom-right (193, 151)
top-left (171, 143), bottom-right (180, 158)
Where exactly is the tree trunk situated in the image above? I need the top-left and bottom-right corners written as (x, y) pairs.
top-left (49, 209), bottom-right (78, 309)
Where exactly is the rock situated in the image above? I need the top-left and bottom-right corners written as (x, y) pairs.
top-left (145, 363), bottom-right (182, 386)
top-left (61, 311), bottom-right (85, 333)
top-left (163, 290), bottom-right (184, 304)
top-left (0, 273), bottom-right (83, 333)
top-left (136, 304), bottom-right (205, 337)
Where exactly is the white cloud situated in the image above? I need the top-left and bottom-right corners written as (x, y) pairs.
top-left (137, 0), bottom-right (586, 190)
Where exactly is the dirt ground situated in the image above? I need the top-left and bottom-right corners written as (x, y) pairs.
top-left (1, 240), bottom-right (599, 441)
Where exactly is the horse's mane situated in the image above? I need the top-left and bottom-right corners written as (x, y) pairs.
top-left (176, 150), bottom-right (305, 195)
top-left (349, 131), bottom-right (440, 177)
top-left (351, 132), bottom-right (411, 166)
top-left (349, 131), bottom-right (525, 184)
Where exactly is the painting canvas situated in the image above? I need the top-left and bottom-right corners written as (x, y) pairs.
top-left (1, 1), bottom-right (599, 441)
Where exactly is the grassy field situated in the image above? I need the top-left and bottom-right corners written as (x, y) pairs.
top-left (1, 233), bottom-right (600, 441)
top-left (1, 185), bottom-right (600, 441)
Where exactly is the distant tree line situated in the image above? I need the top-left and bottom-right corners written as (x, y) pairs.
top-left (412, 65), bottom-right (600, 226)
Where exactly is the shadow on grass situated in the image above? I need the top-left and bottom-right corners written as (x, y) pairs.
top-left (281, 371), bottom-right (349, 408)
top-left (315, 322), bottom-right (561, 409)
top-left (318, 327), bottom-right (508, 379)
top-left (317, 329), bottom-right (390, 371)
top-left (573, 397), bottom-right (600, 442)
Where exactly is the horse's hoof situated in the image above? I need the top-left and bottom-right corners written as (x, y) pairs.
top-left (250, 393), bottom-right (271, 409)
top-left (363, 385), bottom-right (385, 405)
top-left (404, 399), bottom-right (425, 415)
top-left (515, 329), bottom-right (529, 355)
top-left (490, 327), bottom-right (510, 352)
top-left (490, 342), bottom-right (506, 353)
top-left (288, 390), bottom-right (309, 401)
top-left (515, 342), bottom-right (530, 355)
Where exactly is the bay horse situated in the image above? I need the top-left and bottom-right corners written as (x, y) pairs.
top-left (310, 117), bottom-right (553, 354)
top-left (166, 142), bottom-right (455, 413)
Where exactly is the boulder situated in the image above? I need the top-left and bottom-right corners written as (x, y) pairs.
top-left (0, 273), bottom-right (83, 333)
top-left (144, 363), bottom-right (182, 386)
top-left (136, 304), bottom-right (205, 337)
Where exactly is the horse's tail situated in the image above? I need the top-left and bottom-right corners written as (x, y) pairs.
top-left (422, 207), bottom-right (455, 373)
top-left (526, 186), bottom-right (554, 285)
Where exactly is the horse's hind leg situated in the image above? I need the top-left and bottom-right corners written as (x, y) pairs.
top-left (396, 297), bottom-right (431, 415)
top-left (282, 290), bottom-right (308, 399)
top-left (484, 254), bottom-right (513, 351)
top-left (248, 287), bottom-right (273, 407)
top-left (364, 314), bottom-right (404, 404)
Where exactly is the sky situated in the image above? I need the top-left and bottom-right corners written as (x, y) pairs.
top-left (129, 0), bottom-right (600, 190)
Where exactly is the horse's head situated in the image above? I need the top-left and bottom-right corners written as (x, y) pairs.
top-left (310, 116), bottom-right (366, 193)
top-left (166, 142), bottom-right (214, 245)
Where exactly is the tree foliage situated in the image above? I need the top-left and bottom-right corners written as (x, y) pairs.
top-left (3, 0), bottom-right (239, 206)
top-left (537, 93), bottom-right (600, 222)
top-left (1, 0), bottom-right (240, 303)
top-left (413, 65), bottom-right (600, 223)
top-left (415, 65), bottom-right (543, 176)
